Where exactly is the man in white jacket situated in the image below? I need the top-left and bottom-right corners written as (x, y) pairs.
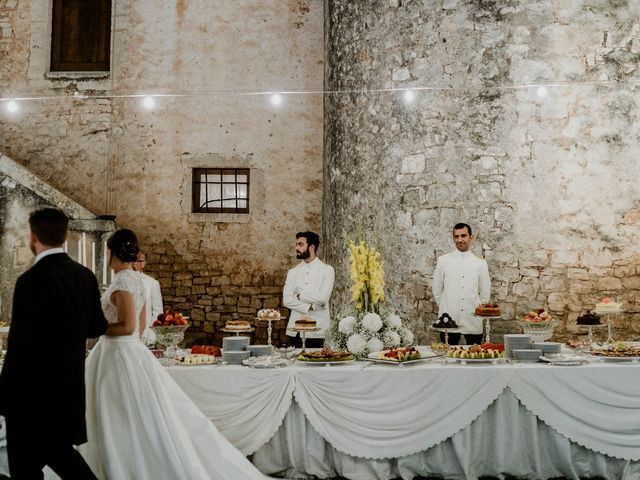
top-left (283, 231), bottom-right (335, 348)
top-left (432, 223), bottom-right (491, 345)
top-left (133, 252), bottom-right (164, 346)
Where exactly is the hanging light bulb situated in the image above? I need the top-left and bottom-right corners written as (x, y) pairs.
top-left (6, 100), bottom-right (19, 113)
top-left (142, 95), bottom-right (155, 109)
top-left (270, 93), bottom-right (282, 106)
top-left (403, 89), bottom-right (415, 103)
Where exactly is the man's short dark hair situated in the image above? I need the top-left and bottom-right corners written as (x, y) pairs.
top-left (453, 223), bottom-right (472, 236)
top-left (29, 208), bottom-right (68, 246)
top-left (296, 231), bottom-right (320, 252)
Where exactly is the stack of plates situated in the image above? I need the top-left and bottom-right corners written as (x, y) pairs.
top-left (513, 349), bottom-right (543, 362)
top-left (223, 350), bottom-right (250, 364)
top-left (532, 342), bottom-right (562, 355)
top-left (246, 345), bottom-right (272, 356)
top-left (223, 336), bottom-right (250, 351)
top-left (504, 334), bottom-right (532, 358)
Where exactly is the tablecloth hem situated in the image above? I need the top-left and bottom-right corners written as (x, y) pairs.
top-left (510, 387), bottom-right (640, 462)
top-left (292, 385), bottom-right (509, 460)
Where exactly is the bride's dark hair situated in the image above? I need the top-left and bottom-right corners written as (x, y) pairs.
top-left (107, 229), bottom-right (139, 263)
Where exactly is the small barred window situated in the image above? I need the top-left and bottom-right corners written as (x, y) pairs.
top-left (192, 168), bottom-right (250, 214)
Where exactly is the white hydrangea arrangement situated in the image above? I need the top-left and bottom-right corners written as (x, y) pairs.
top-left (325, 236), bottom-right (415, 359)
top-left (326, 308), bottom-right (415, 359)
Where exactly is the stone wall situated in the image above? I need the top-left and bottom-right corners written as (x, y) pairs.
top-left (324, 0), bottom-right (640, 344)
top-left (1, 0), bottom-right (324, 343)
top-left (0, 155), bottom-right (114, 323)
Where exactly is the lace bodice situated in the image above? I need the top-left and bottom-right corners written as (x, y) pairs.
top-left (101, 269), bottom-right (146, 337)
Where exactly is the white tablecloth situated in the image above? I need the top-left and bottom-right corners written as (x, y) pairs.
top-left (167, 361), bottom-right (640, 479)
top-left (3, 361), bottom-right (640, 479)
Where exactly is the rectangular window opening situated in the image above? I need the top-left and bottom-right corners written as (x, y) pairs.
top-left (192, 168), bottom-right (250, 214)
top-left (51, 0), bottom-right (112, 72)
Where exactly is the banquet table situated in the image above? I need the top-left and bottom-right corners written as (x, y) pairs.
top-left (2, 359), bottom-right (640, 480)
top-left (165, 359), bottom-right (640, 480)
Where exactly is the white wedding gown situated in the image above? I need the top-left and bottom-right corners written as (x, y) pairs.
top-left (82, 269), bottom-right (268, 480)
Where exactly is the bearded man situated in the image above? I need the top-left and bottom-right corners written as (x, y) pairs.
top-left (282, 231), bottom-right (335, 348)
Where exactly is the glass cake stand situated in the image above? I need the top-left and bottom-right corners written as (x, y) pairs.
top-left (430, 326), bottom-right (462, 346)
top-left (291, 327), bottom-right (320, 351)
top-left (596, 312), bottom-right (623, 345)
top-left (256, 316), bottom-right (286, 354)
top-left (472, 314), bottom-right (502, 343)
top-left (221, 327), bottom-right (255, 337)
top-left (577, 323), bottom-right (607, 346)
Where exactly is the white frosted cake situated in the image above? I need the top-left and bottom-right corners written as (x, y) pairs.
top-left (595, 298), bottom-right (622, 314)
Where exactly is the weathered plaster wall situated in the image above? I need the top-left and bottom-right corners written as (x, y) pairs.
top-left (1, 0), bottom-right (323, 341)
top-left (0, 155), bottom-right (114, 323)
top-left (324, 0), bottom-right (640, 343)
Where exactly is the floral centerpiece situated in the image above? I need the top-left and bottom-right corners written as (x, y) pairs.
top-left (325, 236), bottom-right (414, 359)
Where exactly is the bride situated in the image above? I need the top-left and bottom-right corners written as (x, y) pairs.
top-left (82, 229), bottom-right (268, 480)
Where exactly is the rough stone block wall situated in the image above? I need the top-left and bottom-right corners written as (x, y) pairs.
top-left (144, 242), bottom-right (291, 346)
top-left (324, 0), bottom-right (640, 344)
top-left (1, 0), bottom-right (323, 344)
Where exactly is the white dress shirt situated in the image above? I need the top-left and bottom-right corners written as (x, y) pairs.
top-left (139, 272), bottom-right (164, 345)
top-left (283, 258), bottom-right (335, 339)
top-left (33, 247), bottom-right (65, 265)
top-left (432, 250), bottom-right (491, 334)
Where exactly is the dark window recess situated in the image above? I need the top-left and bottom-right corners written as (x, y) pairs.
top-left (192, 168), bottom-right (250, 214)
top-left (51, 0), bottom-right (112, 72)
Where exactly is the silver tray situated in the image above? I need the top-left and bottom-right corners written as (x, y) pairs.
top-left (446, 357), bottom-right (507, 365)
top-left (367, 356), bottom-right (441, 365)
top-left (242, 358), bottom-right (289, 368)
top-left (296, 358), bottom-right (355, 366)
top-left (589, 355), bottom-right (640, 363)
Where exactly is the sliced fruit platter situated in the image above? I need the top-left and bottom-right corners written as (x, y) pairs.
top-left (297, 348), bottom-right (354, 362)
top-left (371, 347), bottom-right (422, 362)
top-left (446, 343), bottom-right (505, 359)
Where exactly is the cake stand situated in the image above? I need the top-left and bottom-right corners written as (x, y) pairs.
top-left (597, 312), bottom-right (623, 345)
top-left (430, 326), bottom-right (462, 346)
top-left (256, 316), bottom-right (286, 353)
top-left (291, 327), bottom-right (320, 351)
top-left (577, 323), bottom-right (607, 346)
top-left (221, 327), bottom-right (255, 337)
top-left (472, 314), bottom-right (502, 343)
top-left (151, 324), bottom-right (190, 366)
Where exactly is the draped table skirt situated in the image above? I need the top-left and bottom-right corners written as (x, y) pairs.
top-left (167, 361), bottom-right (640, 480)
top-left (2, 361), bottom-right (639, 479)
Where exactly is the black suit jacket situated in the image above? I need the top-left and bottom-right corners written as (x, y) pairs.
top-left (0, 252), bottom-right (107, 445)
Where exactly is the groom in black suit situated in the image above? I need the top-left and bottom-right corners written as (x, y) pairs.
top-left (0, 208), bottom-right (107, 479)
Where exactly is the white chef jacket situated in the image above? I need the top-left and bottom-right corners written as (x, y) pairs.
top-left (139, 272), bottom-right (164, 345)
top-left (432, 250), bottom-right (491, 334)
top-left (283, 258), bottom-right (335, 339)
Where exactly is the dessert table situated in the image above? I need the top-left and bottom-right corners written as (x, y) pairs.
top-left (166, 361), bottom-right (640, 480)
top-left (2, 360), bottom-right (640, 479)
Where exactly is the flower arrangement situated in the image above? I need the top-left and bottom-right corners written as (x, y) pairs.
top-left (325, 236), bottom-right (415, 359)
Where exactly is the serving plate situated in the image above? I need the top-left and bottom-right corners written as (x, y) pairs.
top-left (589, 355), bottom-right (640, 363)
top-left (446, 357), bottom-right (507, 364)
top-left (296, 358), bottom-right (356, 366)
top-left (242, 356), bottom-right (289, 368)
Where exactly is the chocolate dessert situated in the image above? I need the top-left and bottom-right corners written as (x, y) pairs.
top-left (576, 312), bottom-right (601, 325)
top-left (432, 313), bottom-right (458, 328)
